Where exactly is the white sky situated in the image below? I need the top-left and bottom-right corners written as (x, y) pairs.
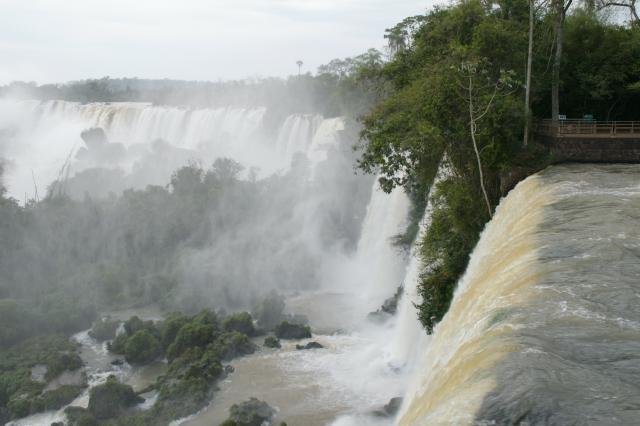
top-left (0, 0), bottom-right (432, 84)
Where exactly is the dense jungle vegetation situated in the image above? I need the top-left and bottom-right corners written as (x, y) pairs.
top-left (0, 151), bottom-right (369, 344)
top-left (356, 0), bottom-right (640, 331)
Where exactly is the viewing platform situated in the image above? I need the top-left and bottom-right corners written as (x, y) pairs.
top-left (535, 119), bottom-right (640, 163)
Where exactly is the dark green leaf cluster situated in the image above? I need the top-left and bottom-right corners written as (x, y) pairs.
top-left (0, 298), bottom-right (96, 349)
top-left (94, 310), bottom-right (258, 424)
top-left (87, 376), bottom-right (143, 420)
top-left (222, 312), bottom-right (258, 337)
top-left (274, 321), bottom-right (312, 340)
top-left (0, 335), bottom-right (85, 421)
top-left (109, 316), bottom-right (161, 365)
top-left (222, 397), bottom-right (276, 426)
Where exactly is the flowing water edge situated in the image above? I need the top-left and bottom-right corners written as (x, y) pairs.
top-left (3, 100), bottom-right (639, 425)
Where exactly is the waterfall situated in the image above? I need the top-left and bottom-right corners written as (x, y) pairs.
top-left (275, 114), bottom-right (322, 160)
top-left (9, 100), bottom-right (267, 150)
top-left (389, 162), bottom-right (450, 370)
top-left (326, 162), bottom-right (452, 426)
top-left (306, 117), bottom-right (344, 168)
top-left (398, 164), bottom-right (640, 425)
top-left (0, 100), bottom-right (344, 200)
top-left (353, 183), bottom-right (411, 312)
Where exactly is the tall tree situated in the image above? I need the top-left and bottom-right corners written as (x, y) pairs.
top-left (457, 62), bottom-right (517, 217)
top-left (524, 0), bottom-right (536, 145)
top-left (552, 0), bottom-right (573, 121)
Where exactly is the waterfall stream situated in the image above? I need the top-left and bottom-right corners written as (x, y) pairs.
top-left (0, 99), bottom-right (425, 425)
top-left (398, 164), bottom-right (640, 425)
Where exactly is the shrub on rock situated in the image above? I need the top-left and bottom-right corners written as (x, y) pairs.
top-left (65, 406), bottom-right (98, 426)
top-left (160, 313), bottom-right (189, 349)
top-left (223, 312), bottom-right (257, 336)
top-left (124, 329), bottom-right (161, 365)
top-left (40, 384), bottom-right (84, 411)
top-left (123, 316), bottom-right (153, 336)
top-left (88, 375), bottom-right (143, 420)
top-left (252, 291), bottom-right (286, 331)
top-left (166, 322), bottom-right (216, 361)
top-left (224, 397), bottom-right (275, 426)
top-left (274, 321), bottom-right (311, 340)
top-left (211, 332), bottom-right (256, 361)
top-left (263, 336), bottom-right (281, 349)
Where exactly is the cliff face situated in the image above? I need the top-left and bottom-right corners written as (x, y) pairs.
top-left (398, 164), bottom-right (640, 425)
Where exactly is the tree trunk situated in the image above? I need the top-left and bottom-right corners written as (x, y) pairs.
top-left (468, 78), bottom-right (493, 218)
top-left (524, 0), bottom-right (535, 146)
top-left (552, 0), bottom-right (565, 122)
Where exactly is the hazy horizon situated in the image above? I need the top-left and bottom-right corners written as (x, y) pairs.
top-left (0, 0), bottom-right (432, 86)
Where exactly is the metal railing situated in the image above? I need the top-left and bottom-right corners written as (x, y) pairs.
top-left (537, 120), bottom-right (640, 138)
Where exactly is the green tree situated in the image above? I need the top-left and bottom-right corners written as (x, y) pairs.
top-left (124, 330), bottom-right (161, 365)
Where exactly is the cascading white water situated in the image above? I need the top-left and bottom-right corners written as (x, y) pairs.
top-left (275, 114), bottom-right (323, 160)
top-left (389, 162), bottom-right (449, 370)
top-left (327, 162), bottom-right (450, 426)
top-left (7, 100), bottom-right (267, 150)
top-left (351, 184), bottom-right (411, 313)
top-left (0, 99), bottom-right (344, 200)
top-left (398, 164), bottom-right (640, 425)
top-left (306, 117), bottom-right (344, 168)
top-left (0, 97), bottom-right (450, 426)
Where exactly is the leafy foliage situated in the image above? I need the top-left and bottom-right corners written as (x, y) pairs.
top-left (274, 321), bottom-right (312, 340)
top-left (222, 312), bottom-right (257, 337)
top-left (0, 335), bottom-right (84, 420)
top-left (87, 376), bottom-right (143, 420)
top-left (124, 330), bottom-right (162, 365)
top-left (357, 0), bottom-right (639, 332)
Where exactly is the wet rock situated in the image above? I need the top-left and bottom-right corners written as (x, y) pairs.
top-left (372, 396), bottom-right (403, 418)
top-left (368, 285), bottom-right (403, 323)
top-left (225, 365), bottom-right (235, 374)
top-left (295, 341), bottom-right (323, 350)
top-left (366, 310), bottom-right (389, 324)
top-left (263, 336), bottom-right (281, 349)
top-left (77, 127), bottom-right (126, 166)
top-left (80, 128), bottom-right (109, 148)
top-left (223, 397), bottom-right (276, 426)
top-left (274, 321), bottom-right (311, 340)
